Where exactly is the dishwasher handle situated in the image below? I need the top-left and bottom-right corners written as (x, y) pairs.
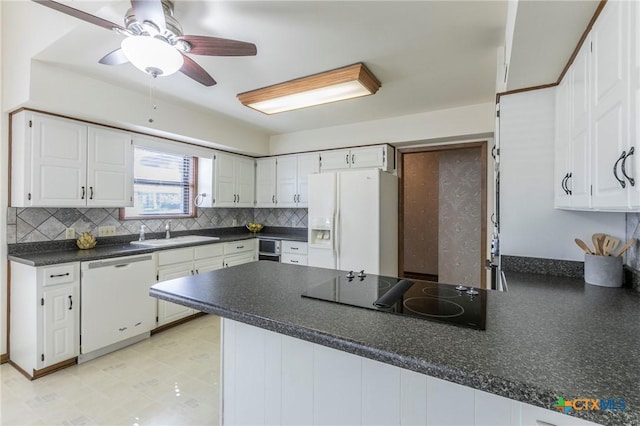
top-left (86, 255), bottom-right (153, 269)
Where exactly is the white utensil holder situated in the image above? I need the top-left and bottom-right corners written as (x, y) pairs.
top-left (584, 254), bottom-right (623, 287)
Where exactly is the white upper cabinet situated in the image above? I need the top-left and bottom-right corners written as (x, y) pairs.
top-left (554, 76), bottom-right (572, 208)
top-left (276, 153), bottom-right (320, 208)
top-left (198, 152), bottom-right (255, 208)
top-left (320, 145), bottom-right (394, 172)
top-left (11, 111), bottom-right (133, 208)
top-left (554, 1), bottom-right (639, 211)
top-left (570, 38), bottom-right (592, 208)
top-left (255, 158), bottom-right (277, 207)
top-left (87, 127), bottom-right (134, 207)
top-left (591, 0), bottom-right (632, 209)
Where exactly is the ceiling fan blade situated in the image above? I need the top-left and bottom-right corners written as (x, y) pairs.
top-left (180, 55), bottom-right (216, 87)
top-left (178, 35), bottom-right (257, 56)
top-left (32, 0), bottom-right (124, 32)
top-left (99, 48), bottom-right (129, 66)
top-left (131, 0), bottom-right (166, 32)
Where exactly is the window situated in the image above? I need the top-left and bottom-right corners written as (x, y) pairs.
top-left (121, 146), bottom-right (195, 219)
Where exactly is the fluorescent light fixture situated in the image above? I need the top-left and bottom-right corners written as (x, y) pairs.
top-left (121, 36), bottom-right (184, 77)
top-left (237, 63), bottom-right (381, 114)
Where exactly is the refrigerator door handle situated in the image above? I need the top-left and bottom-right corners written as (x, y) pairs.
top-left (334, 212), bottom-right (340, 261)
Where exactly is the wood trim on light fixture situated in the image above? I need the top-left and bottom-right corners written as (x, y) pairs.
top-left (237, 63), bottom-right (381, 113)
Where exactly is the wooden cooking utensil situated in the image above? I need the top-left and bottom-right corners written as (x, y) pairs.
top-left (574, 238), bottom-right (593, 255)
top-left (615, 238), bottom-right (636, 257)
top-left (602, 235), bottom-right (621, 256)
top-left (592, 233), bottom-right (606, 255)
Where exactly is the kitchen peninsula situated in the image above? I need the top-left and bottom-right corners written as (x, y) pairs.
top-left (150, 261), bottom-right (640, 426)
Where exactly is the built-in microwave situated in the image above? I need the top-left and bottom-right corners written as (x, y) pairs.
top-left (259, 238), bottom-right (281, 262)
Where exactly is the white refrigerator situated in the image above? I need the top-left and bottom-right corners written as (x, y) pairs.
top-left (308, 169), bottom-right (398, 276)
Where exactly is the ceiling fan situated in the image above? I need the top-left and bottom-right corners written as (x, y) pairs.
top-left (32, 0), bottom-right (257, 86)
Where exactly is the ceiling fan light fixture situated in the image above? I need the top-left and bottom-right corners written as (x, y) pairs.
top-left (121, 36), bottom-right (183, 77)
top-left (237, 63), bottom-right (381, 114)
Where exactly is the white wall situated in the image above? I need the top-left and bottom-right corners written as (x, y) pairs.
top-left (500, 88), bottom-right (625, 261)
top-left (269, 102), bottom-right (495, 155)
top-left (0, 0), bottom-right (6, 357)
top-left (28, 61), bottom-right (269, 156)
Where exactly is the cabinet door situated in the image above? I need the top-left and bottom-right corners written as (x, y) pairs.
top-left (224, 252), bottom-right (256, 268)
top-left (157, 263), bottom-right (195, 325)
top-left (570, 39), bottom-right (592, 207)
top-left (321, 149), bottom-right (351, 171)
top-left (234, 157), bottom-right (255, 207)
top-left (215, 152), bottom-right (236, 207)
top-left (350, 146), bottom-right (386, 169)
top-left (296, 153), bottom-right (320, 207)
top-left (43, 284), bottom-right (78, 366)
top-left (591, 0), bottom-right (631, 209)
top-left (87, 126), bottom-right (133, 207)
top-left (281, 253), bottom-right (307, 266)
top-left (555, 77), bottom-right (573, 208)
top-left (277, 156), bottom-right (298, 207)
top-left (30, 114), bottom-right (87, 207)
top-left (194, 257), bottom-right (224, 274)
top-left (256, 158), bottom-right (277, 207)
top-left (630, 0), bottom-right (640, 207)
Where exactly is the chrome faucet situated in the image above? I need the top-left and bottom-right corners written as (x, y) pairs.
top-left (165, 220), bottom-right (171, 239)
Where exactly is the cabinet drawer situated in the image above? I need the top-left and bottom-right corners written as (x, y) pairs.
top-left (223, 239), bottom-right (256, 255)
top-left (281, 254), bottom-right (308, 266)
top-left (194, 243), bottom-right (224, 260)
top-left (282, 240), bottom-right (308, 255)
top-left (157, 247), bottom-right (194, 266)
top-left (42, 263), bottom-right (78, 286)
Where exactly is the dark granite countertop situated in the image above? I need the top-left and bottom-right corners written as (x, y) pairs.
top-left (150, 261), bottom-right (640, 425)
top-left (8, 227), bottom-right (307, 266)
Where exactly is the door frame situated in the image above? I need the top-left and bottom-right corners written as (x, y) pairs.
top-left (397, 141), bottom-right (488, 288)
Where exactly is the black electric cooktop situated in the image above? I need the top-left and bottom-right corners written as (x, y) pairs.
top-left (302, 272), bottom-right (486, 330)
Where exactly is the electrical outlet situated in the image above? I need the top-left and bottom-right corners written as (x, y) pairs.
top-left (98, 225), bottom-right (116, 237)
top-left (65, 228), bottom-right (75, 239)
top-left (232, 219), bottom-right (238, 226)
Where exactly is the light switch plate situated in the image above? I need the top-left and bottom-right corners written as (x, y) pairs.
top-left (98, 225), bottom-right (116, 237)
top-left (65, 228), bottom-right (75, 239)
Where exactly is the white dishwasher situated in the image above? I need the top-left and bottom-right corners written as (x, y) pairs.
top-left (79, 254), bottom-right (155, 363)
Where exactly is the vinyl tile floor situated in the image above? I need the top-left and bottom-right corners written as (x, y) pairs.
top-left (0, 315), bottom-right (221, 425)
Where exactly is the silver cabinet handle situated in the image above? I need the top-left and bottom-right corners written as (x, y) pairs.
top-left (291, 247), bottom-right (299, 250)
top-left (346, 154), bottom-right (349, 164)
top-left (89, 186), bottom-right (94, 200)
top-left (272, 195), bottom-right (275, 203)
top-left (291, 260), bottom-right (299, 263)
top-left (81, 186), bottom-right (85, 200)
top-left (622, 146), bottom-right (635, 186)
top-left (237, 245), bottom-right (245, 249)
top-left (68, 295), bottom-right (73, 310)
top-left (351, 154), bottom-right (355, 164)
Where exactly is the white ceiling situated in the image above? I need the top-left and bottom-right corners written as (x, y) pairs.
top-left (29, 0), bottom-right (599, 136)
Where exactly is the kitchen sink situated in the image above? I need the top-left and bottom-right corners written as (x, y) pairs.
top-left (130, 235), bottom-right (220, 247)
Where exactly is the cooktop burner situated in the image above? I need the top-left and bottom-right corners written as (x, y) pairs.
top-left (302, 272), bottom-right (486, 330)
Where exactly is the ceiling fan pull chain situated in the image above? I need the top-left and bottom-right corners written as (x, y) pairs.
top-left (148, 75), bottom-right (158, 123)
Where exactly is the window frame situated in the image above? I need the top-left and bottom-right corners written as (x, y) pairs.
top-left (119, 148), bottom-right (198, 220)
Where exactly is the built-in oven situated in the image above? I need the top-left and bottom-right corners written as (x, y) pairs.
top-left (258, 238), bottom-right (281, 262)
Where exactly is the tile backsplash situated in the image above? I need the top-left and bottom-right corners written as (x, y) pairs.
top-left (625, 213), bottom-right (640, 271)
top-left (6, 207), bottom-right (308, 244)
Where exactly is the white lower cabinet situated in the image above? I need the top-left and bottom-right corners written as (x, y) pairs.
top-left (222, 239), bottom-right (257, 268)
top-left (222, 319), bottom-right (601, 426)
top-left (280, 240), bottom-right (308, 265)
top-left (156, 241), bottom-right (255, 326)
top-left (157, 261), bottom-right (197, 326)
top-left (10, 261), bottom-right (80, 378)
